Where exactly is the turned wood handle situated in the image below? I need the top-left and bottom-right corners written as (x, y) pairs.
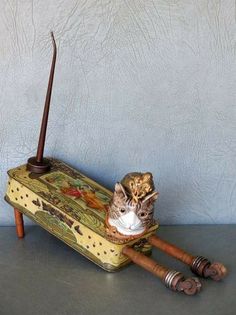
top-left (14, 209), bottom-right (25, 238)
top-left (148, 235), bottom-right (227, 281)
top-left (122, 246), bottom-right (169, 279)
top-left (148, 235), bottom-right (195, 265)
top-left (122, 246), bottom-right (201, 295)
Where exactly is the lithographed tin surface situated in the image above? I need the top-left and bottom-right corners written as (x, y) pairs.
top-left (5, 158), bottom-right (158, 271)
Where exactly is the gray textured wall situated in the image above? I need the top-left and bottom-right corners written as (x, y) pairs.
top-left (0, 0), bottom-right (235, 225)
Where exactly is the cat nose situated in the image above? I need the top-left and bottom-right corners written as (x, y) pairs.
top-left (123, 212), bottom-right (141, 228)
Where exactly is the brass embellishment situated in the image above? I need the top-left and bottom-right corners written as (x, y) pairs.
top-left (121, 172), bottom-right (155, 203)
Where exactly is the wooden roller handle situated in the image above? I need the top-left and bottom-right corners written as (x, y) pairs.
top-left (122, 246), bottom-right (201, 295)
top-left (14, 208), bottom-right (25, 238)
top-left (123, 246), bottom-right (169, 279)
top-left (148, 235), bottom-right (227, 281)
top-left (148, 235), bottom-right (195, 265)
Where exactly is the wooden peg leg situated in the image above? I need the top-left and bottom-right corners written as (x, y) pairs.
top-left (122, 246), bottom-right (201, 295)
top-left (14, 208), bottom-right (25, 238)
top-left (148, 235), bottom-right (227, 281)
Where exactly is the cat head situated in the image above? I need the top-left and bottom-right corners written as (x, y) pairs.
top-left (108, 182), bottom-right (158, 236)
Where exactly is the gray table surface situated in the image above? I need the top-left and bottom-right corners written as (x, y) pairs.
top-left (0, 225), bottom-right (235, 315)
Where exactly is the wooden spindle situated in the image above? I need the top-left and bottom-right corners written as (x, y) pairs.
top-left (27, 32), bottom-right (57, 174)
top-left (148, 235), bottom-right (227, 281)
top-left (14, 208), bottom-right (25, 238)
top-left (122, 246), bottom-right (201, 295)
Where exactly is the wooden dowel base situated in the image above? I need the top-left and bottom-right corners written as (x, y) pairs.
top-left (122, 246), bottom-right (201, 295)
top-left (148, 235), bottom-right (227, 281)
top-left (14, 208), bottom-right (25, 238)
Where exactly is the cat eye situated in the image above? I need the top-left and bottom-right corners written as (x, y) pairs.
top-left (140, 212), bottom-right (146, 217)
top-left (120, 209), bottom-right (126, 213)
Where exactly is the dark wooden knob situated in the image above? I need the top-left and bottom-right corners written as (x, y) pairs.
top-left (165, 272), bottom-right (201, 296)
top-left (191, 257), bottom-right (227, 281)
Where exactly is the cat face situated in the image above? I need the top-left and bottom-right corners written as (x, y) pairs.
top-left (108, 183), bottom-right (158, 236)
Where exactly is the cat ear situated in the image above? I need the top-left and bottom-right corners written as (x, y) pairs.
top-left (114, 182), bottom-right (127, 200)
top-left (142, 191), bottom-right (159, 205)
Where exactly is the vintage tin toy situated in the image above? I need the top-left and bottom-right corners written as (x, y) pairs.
top-left (5, 33), bottom-right (227, 295)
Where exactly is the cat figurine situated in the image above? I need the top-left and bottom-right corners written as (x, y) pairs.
top-left (106, 172), bottom-right (158, 241)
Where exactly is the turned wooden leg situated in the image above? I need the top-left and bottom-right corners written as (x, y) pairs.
top-left (122, 246), bottom-right (201, 295)
top-left (148, 235), bottom-right (227, 281)
top-left (14, 208), bottom-right (25, 238)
